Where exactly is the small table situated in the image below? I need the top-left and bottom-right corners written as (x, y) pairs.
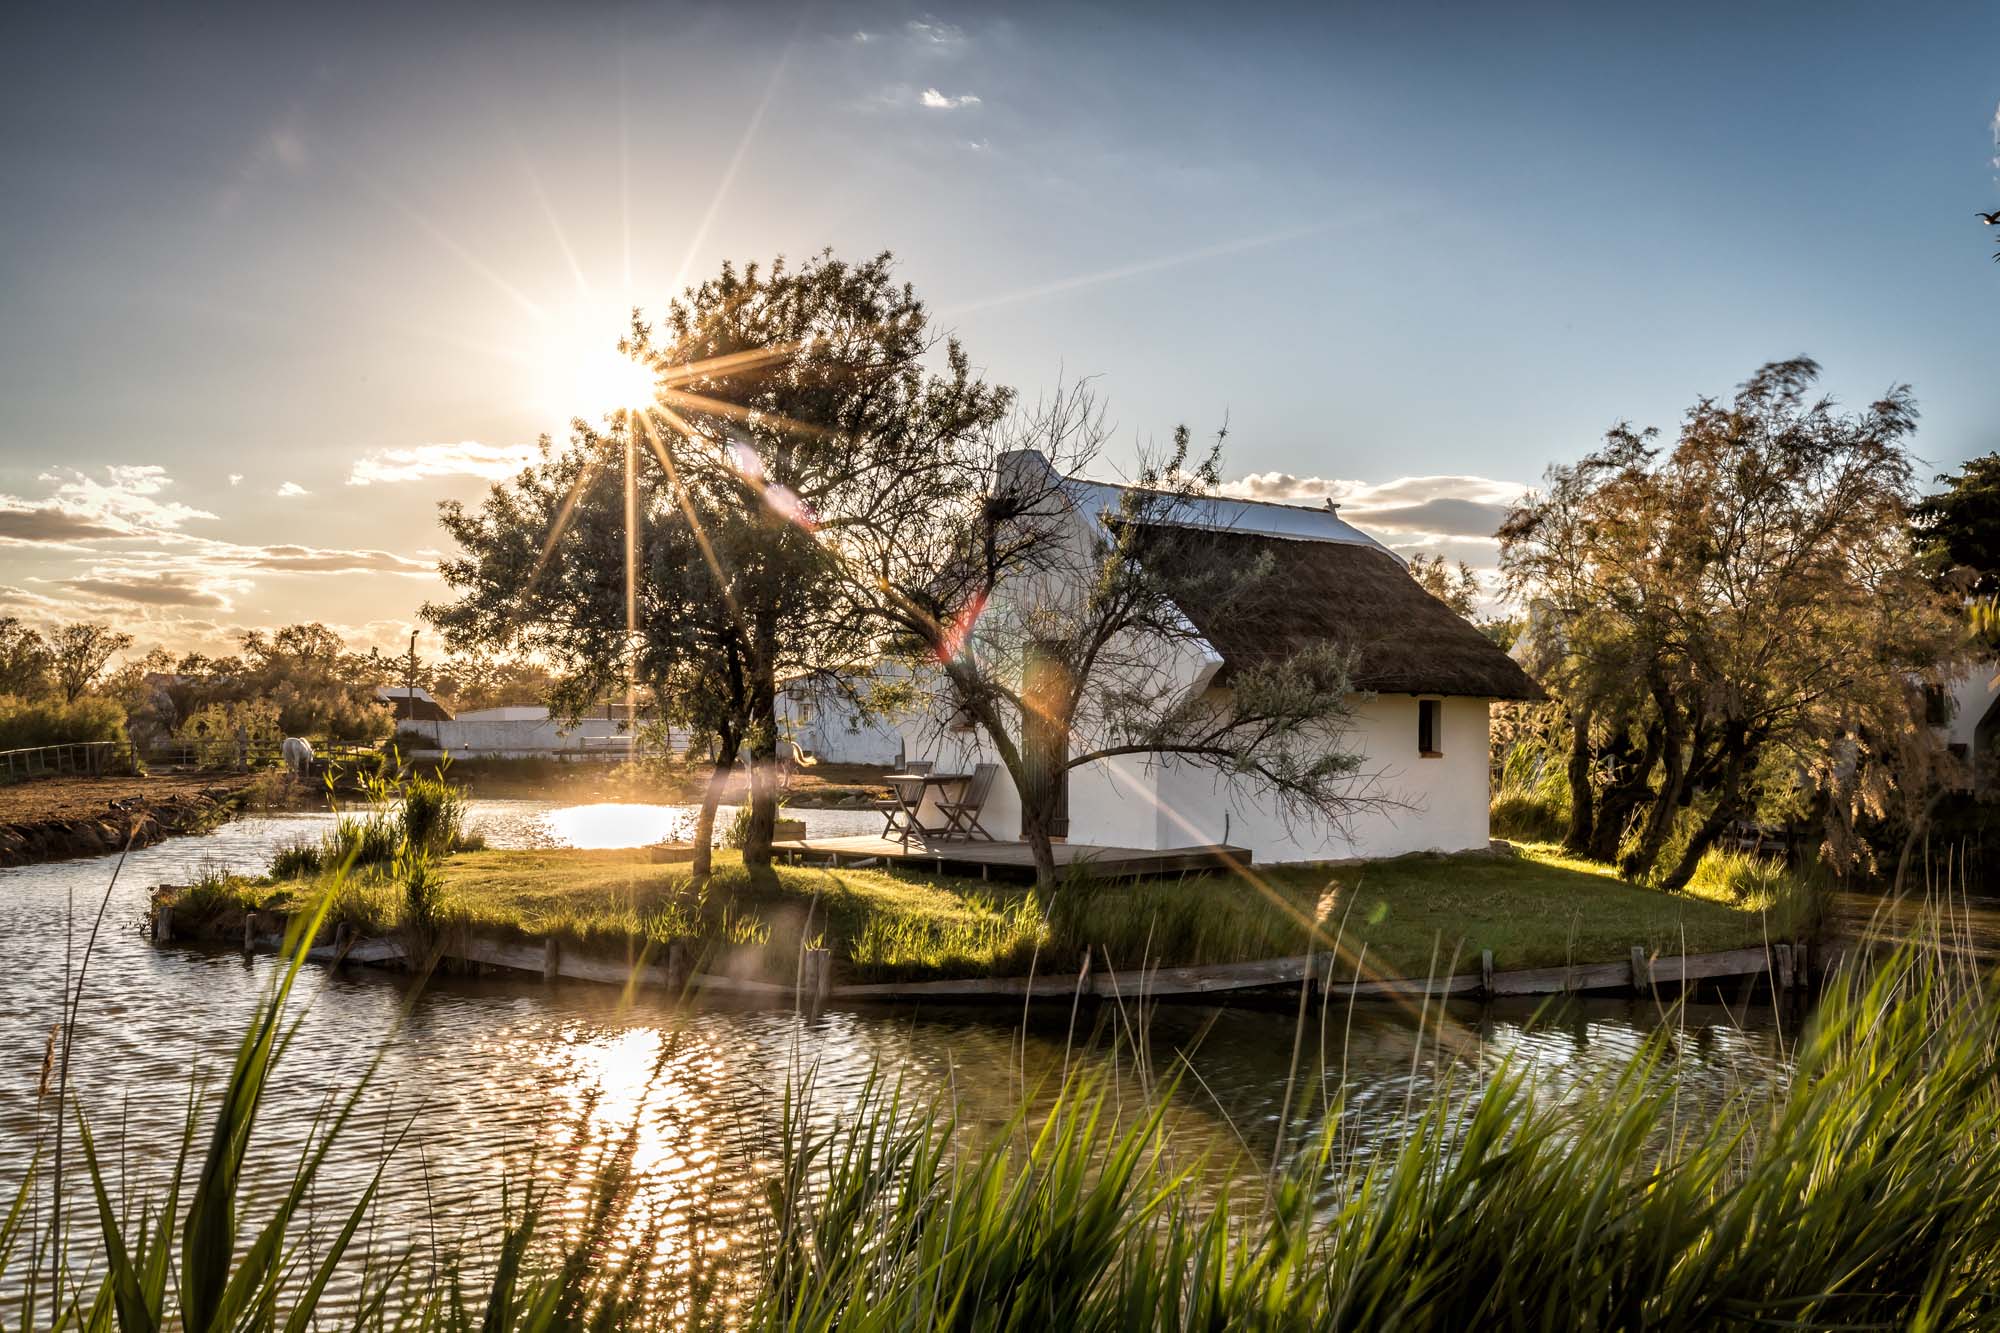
top-left (883, 771), bottom-right (971, 846)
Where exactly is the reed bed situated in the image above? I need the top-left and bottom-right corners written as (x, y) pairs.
top-left (20, 845), bottom-right (2000, 1330)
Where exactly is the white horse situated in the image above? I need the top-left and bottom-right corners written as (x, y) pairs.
top-left (281, 736), bottom-right (314, 776)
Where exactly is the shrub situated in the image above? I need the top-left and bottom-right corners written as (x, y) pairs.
top-left (399, 773), bottom-right (468, 859)
top-left (0, 693), bottom-right (126, 749)
top-left (268, 839), bottom-right (323, 880)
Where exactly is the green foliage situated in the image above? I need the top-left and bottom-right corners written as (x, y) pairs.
top-left (0, 692), bottom-right (126, 749)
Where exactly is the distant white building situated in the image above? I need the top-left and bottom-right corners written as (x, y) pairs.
top-left (404, 703), bottom-right (659, 761)
top-left (780, 673), bottom-right (910, 767)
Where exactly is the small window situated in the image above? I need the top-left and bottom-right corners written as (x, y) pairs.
top-left (1418, 699), bottom-right (1442, 757)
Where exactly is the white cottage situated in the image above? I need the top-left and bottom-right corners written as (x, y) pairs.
top-left (880, 450), bottom-right (1542, 865)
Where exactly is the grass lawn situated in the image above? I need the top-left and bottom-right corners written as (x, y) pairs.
top-left (181, 840), bottom-right (1807, 986)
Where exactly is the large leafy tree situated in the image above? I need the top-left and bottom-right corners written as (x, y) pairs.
top-left (429, 418), bottom-right (760, 877)
top-left (0, 617), bottom-right (52, 698)
top-left (619, 250), bottom-right (1013, 866)
top-left (47, 622), bottom-right (132, 703)
top-left (1503, 358), bottom-right (1964, 888)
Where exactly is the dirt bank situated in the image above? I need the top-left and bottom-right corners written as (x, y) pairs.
top-left (0, 772), bottom-right (305, 867)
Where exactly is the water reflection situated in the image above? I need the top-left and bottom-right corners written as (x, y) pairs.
top-left (0, 800), bottom-right (1793, 1309)
top-left (467, 799), bottom-right (882, 849)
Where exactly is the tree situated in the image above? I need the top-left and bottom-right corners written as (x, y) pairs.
top-left (1502, 358), bottom-right (1964, 888)
top-left (620, 250), bottom-right (1013, 868)
top-left (238, 625), bottom-right (392, 740)
top-left (1408, 554), bottom-right (1480, 619)
top-left (1912, 452), bottom-right (2000, 645)
top-left (47, 623), bottom-right (133, 702)
top-left (849, 389), bottom-right (1379, 887)
top-left (0, 618), bottom-right (51, 697)
top-left (430, 418), bottom-right (760, 878)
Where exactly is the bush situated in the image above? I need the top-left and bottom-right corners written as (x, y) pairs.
top-left (399, 773), bottom-right (467, 859)
top-left (268, 839), bottom-right (323, 880)
top-left (0, 694), bottom-right (126, 750)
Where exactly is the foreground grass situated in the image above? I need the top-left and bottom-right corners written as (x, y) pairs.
top-left (34, 888), bottom-right (2000, 1328)
top-left (168, 840), bottom-right (1800, 985)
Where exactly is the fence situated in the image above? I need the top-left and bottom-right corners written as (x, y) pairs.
top-left (0, 738), bottom-right (386, 783)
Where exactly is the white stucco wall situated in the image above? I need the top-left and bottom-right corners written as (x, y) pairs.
top-left (889, 692), bottom-right (1495, 862)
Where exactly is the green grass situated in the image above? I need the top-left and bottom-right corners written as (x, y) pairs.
top-left (164, 841), bottom-right (1804, 985)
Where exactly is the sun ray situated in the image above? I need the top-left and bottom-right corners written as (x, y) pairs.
top-left (527, 454), bottom-right (601, 593)
top-left (669, 22), bottom-right (801, 296)
top-left (522, 158), bottom-right (591, 299)
top-left (351, 166), bottom-right (546, 320)
top-left (942, 224), bottom-right (1327, 318)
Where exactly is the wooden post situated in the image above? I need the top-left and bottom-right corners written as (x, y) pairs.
top-left (242, 911), bottom-right (259, 953)
top-left (1775, 943), bottom-right (1794, 993)
top-left (152, 903), bottom-right (173, 943)
top-left (333, 922), bottom-right (352, 962)
top-left (542, 936), bottom-right (561, 982)
top-left (1480, 949), bottom-right (1494, 998)
top-left (1630, 946), bottom-right (1652, 998)
top-left (666, 941), bottom-right (688, 995)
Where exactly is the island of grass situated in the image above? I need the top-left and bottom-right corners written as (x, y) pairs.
top-left (163, 841), bottom-right (1816, 988)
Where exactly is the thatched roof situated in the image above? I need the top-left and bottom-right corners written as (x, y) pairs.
top-left (1131, 525), bottom-right (1544, 702)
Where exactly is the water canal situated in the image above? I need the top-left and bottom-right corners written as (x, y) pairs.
top-left (0, 799), bottom-right (1795, 1306)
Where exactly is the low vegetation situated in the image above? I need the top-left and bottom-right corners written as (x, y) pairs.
top-left (31, 893), bottom-right (2000, 1328)
top-left (167, 836), bottom-right (1807, 986)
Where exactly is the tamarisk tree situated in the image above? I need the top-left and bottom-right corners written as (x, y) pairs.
top-left (1501, 358), bottom-right (1964, 888)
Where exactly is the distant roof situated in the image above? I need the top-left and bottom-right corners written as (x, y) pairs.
top-left (1129, 524), bottom-right (1543, 701)
top-left (378, 687), bottom-right (453, 722)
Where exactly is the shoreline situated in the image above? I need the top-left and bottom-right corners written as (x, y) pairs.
top-left (145, 903), bottom-right (1813, 1007)
top-left (0, 772), bottom-right (319, 867)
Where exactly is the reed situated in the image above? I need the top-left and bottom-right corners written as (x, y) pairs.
top-left (51, 854), bottom-right (2000, 1328)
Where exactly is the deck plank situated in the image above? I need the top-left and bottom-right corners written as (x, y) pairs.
top-left (771, 834), bottom-right (1252, 879)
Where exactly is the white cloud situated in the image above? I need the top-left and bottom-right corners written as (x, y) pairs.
top-left (347, 440), bottom-right (542, 486)
top-left (1217, 471), bottom-right (1531, 558)
top-left (0, 465), bottom-right (217, 542)
top-left (906, 17), bottom-right (965, 44)
top-left (920, 88), bottom-right (980, 110)
top-left (64, 572), bottom-right (240, 610)
top-left (228, 473), bottom-right (243, 486)
top-left (275, 481), bottom-right (309, 497)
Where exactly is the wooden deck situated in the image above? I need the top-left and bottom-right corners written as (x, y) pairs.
top-left (771, 834), bottom-right (1253, 880)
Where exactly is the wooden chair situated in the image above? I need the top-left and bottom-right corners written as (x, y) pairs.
top-left (936, 762), bottom-right (1000, 842)
top-left (874, 760), bottom-right (935, 845)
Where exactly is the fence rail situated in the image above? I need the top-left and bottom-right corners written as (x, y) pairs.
top-left (0, 738), bottom-right (387, 783)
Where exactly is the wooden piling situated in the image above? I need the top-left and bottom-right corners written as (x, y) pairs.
top-left (1775, 943), bottom-right (1794, 992)
top-left (666, 941), bottom-right (688, 995)
top-left (242, 911), bottom-right (258, 953)
top-left (542, 936), bottom-right (561, 982)
top-left (1480, 949), bottom-right (1494, 998)
top-left (1630, 945), bottom-right (1652, 998)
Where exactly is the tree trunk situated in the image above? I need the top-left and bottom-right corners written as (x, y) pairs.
top-left (1019, 642), bottom-right (1073, 890)
top-left (1587, 722), bottom-right (1663, 864)
top-left (1563, 708), bottom-right (1595, 857)
top-left (689, 732), bottom-right (739, 880)
top-left (741, 653), bottom-right (779, 870)
top-left (1658, 743), bottom-right (1755, 893)
top-left (1622, 693), bottom-right (1688, 880)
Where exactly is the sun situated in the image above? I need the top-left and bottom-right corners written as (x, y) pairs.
top-left (532, 305), bottom-right (658, 420)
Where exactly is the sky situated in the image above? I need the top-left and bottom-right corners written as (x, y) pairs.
top-left (2, 0), bottom-right (1997, 657)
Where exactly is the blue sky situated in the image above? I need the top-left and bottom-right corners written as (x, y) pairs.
top-left (2, 1), bottom-right (1996, 653)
